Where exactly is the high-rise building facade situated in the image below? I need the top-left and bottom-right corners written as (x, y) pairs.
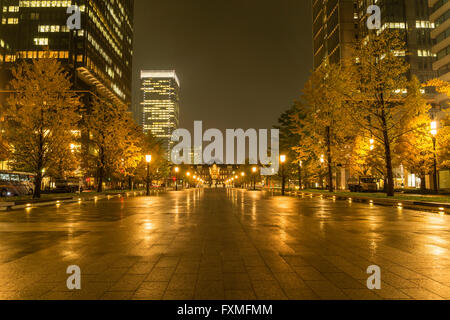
top-left (313, 1), bottom-right (437, 83)
top-left (140, 70), bottom-right (180, 157)
top-left (356, 0), bottom-right (436, 84)
top-left (312, 0), bottom-right (356, 69)
top-left (429, 0), bottom-right (450, 106)
top-left (0, 0), bottom-right (134, 109)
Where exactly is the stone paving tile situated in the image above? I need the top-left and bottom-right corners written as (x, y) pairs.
top-left (195, 281), bottom-right (225, 300)
top-left (223, 273), bottom-right (253, 291)
top-left (388, 266), bottom-right (428, 280)
top-left (100, 291), bottom-right (134, 300)
top-left (411, 279), bottom-right (450, 298)
top-left (304, 281), bottom-right (349, 300)
top-left (400, 288), bottom-right (445, 300)
top-left (284, 288), bottom-right (319, 300)
top-left (251, 281), bottom-right (288, 300)
top-left (343, 289), bottom-right (382, 300)
top-left (109, 274), bottom-right (146, 292)
top-left (247, 266), bottom-right (276, 281)
top-left (223, 260), bottom-right (247, 273)
top-left (167, 274), bottom-right (198, 291)
top-left (224, 290), bottom-right (257, 300)
top-left (381, 271), bottom-right (420, 289)
top-left (144, 267), bottom-right (176, 282)
top-left (198, 271), bottom-right (223, 281)
top-left (133, 281), bottom-right (168, 300)
top-left (155, 257), bottom-right (180, 268)
top-left (293, 266), bottom-right (327, 281)
top-left (163, 289), bottom-right (195, 300)
top-left (175, 261), bottom-right (200, 274)
top-left (40, 291), bottom-right (74, 300)
top-left (322, 273), bottom-right (366, 289)
top-left (127, 262), bottom-right (156, 275)
top-left (369, 283), bottom-right (411, 299)
top-left (273, 273), bottom-right (307, 289)
top-left (2, 189), bottom-right (450, 300)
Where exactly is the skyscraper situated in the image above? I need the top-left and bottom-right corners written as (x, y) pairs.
top-left (313, 0), bottom-right (437, 84)
top-left (356, 0), bottom-right (436, 84)
top-left (140, 70), bottom-right (180, 157)
top-left (0, 0), bottom-right (134, 109)
top-left (429, 0), bottom-right (450, 107)
top-left (312, 0), bottom-right (356, 69)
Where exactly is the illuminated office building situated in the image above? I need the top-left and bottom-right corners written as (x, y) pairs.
top-left (312, 0), bottom-right (356, 69)
top-left (355, 0), bottom-right (436, 83)
top-left (140, 70), bottom-right (180, 157)
top-left (313, 0), bottom-right (436, 83)
top-left (0, 0), bottom-right (134, 109)
top-left (429, 0), bottom-right (450, 107)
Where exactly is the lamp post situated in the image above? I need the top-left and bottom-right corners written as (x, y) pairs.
top-left (298, 160), bottom-right (303, 190)
top-left (280, 155), bottom-right (286, 195)
top-left (431, 121), bottom-right (439, 193)
top-left (174, 167), bottom-right (180, 191)
top-left (145, 155), bottom-right (152, 196)
top-left (186, 172), bottom-right (191, 188)
top-left (252, 167), bottom-right (257, 190)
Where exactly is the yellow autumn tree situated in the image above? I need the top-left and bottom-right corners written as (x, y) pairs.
top-left (344, 31), bottom-right (430, 196)
top-left (3, 57), bottom-right (81, 198)
top-left (83, 97), bottom-right (133, 192)
top-left (296, 61), bottom-right (353, 191)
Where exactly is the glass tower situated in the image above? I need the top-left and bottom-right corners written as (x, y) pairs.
top-left (140, 70), bottom-right (180, 158)
top-left (0, 0), bottom-right (134, 109)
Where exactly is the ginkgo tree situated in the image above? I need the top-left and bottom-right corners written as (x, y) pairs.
top-left (344, 31), bottom-right (431, 196)
top-left (3, 56), bottom-right (81, 198)
top-left (297, 61), bottom-right (353, 192)
top-left (83, 97), bottom-right (135, 192)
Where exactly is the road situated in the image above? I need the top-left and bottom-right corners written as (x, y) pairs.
top-left (0, 188), bottom-right (450, 300)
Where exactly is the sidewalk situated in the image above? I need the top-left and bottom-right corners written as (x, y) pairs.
top-left (267, 189), bottom-right (450, 214)
top-left (0, 190), bottom-right (157, 211)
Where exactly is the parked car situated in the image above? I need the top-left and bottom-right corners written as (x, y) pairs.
top-left (348, 176), bottom-right (379, 192)
top-left (54, 178), bottom-right (82, 193)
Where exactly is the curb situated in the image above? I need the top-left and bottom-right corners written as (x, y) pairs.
top-left (266, 190), bottom-right (449, 214)
top-left (0, 190), bottom-right (159, 212)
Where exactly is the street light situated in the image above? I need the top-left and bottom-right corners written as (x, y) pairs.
top-left (280, 155), bottom-right (286, 195)
top-left (145, 155), bottom-right (152, 196)
top-left (174, 167), bottom-right (180, 191)
top-left (186, 172), bottom-right (191, 188)
top-left (431, 121), bottom-right (439, 193)
top-left (252, 167), bottom-right (258, 190)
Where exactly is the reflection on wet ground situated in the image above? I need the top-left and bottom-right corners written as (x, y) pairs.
top-left (0, 188), bottom-right (449, 300)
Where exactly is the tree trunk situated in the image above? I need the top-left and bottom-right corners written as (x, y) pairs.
top-left (381, 120), bottom-right (394, 197)
top-left (420, 175), bottom-right (426, 191)
top-left (298, 164), bottom-right (302, 190)
top-left (326, 126), bottom-right (334, 192)
top-left (97, 149), bottom-right (105, 193)
top-left (33, 173), bottom-right (42, 199)
top-left (97, 164), bottom-right (104, 193)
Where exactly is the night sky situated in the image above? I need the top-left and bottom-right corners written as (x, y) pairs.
top-left (132, 0), bottom-right (312, 132)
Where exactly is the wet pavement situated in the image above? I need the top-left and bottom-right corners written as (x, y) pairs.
top-left (0, 188), bottom-right (450, 300)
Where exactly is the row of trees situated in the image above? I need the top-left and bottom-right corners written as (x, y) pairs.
top-left (277, 31), bottom-right (449, 196)
top-left (1, 57), bottom-right (170, 198)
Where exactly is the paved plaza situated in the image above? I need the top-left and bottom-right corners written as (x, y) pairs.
top-left (0, 189), bottom-right (450, 300)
